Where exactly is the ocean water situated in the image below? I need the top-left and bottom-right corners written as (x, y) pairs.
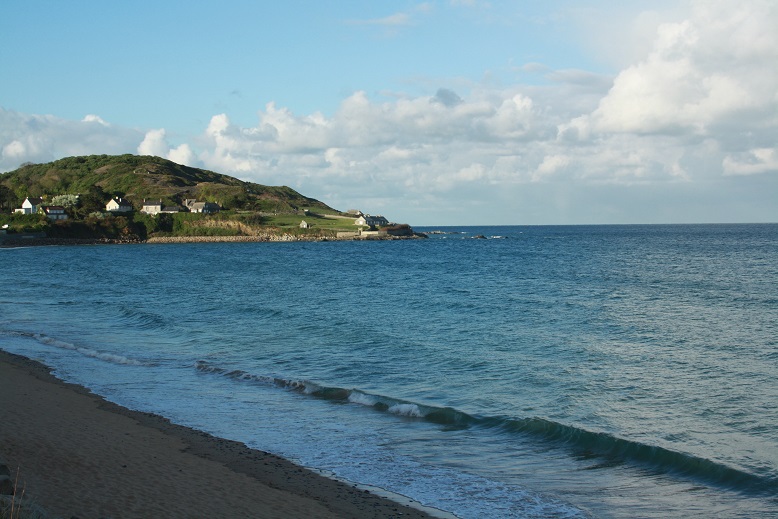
top-left (1, 224), bottom-right (776, 518)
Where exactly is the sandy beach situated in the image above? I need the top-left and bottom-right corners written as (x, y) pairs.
top-left (0, 350), bottom-right (438, 519)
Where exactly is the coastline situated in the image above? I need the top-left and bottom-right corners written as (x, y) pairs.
top-left (0, 232), bottom-right (426, 247)
top-left (0, 349), bottom-right (440, 519)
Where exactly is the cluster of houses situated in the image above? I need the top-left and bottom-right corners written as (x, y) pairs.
top-left (114, 198), bottom-right (221, 215)
top-left (13, 197), bottom-right (68, 221)
top-left (11, 197), bottom-right (396, 237)
top-left (13, 196), bottom-right (220, 220)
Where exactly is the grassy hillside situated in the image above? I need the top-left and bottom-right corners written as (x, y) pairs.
top-left (0, 154), bottom-right (421, 242)
top-left (0, 154), bottom-right (339, 214)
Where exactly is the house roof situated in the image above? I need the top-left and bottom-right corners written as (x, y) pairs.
top-left (109, 197), bottom-right (133, 207)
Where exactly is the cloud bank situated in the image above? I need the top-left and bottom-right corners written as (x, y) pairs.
top-left (1, 1), bottom-right (776, 224)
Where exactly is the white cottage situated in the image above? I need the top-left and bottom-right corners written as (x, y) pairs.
top-left (355, 214), bottom-right (389, 228)
top-left (140, 200), bottom-right (162, 215)
top-left (184, 199), bottom-right (220, 214)
top-left (15, 197), bottom-right (43, 214)
top-left (106, 197), bottom-right (133, 213)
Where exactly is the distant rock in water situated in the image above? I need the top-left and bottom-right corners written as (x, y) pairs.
top-left (472, 235), bottom-right (487, 239)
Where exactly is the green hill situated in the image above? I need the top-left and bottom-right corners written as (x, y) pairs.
top-left (0, 154), bottom-right (422, 243)
top-left (0, 154), bottom-right (338, 214)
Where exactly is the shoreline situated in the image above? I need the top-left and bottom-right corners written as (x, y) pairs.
top-left (0, 233), bottom-right (426, 247)
top-left (0, 349), bottom-right (442, 518)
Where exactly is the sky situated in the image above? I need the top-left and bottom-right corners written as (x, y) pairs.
top-left (1, 0), bottom-right (776, 225)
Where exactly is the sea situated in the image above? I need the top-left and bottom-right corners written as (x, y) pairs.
top-left (1, 224), bottom-right (776, 518)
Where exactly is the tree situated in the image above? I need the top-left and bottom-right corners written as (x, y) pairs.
top-left (51, 194), bottom-right (80, 209)
top-left (74, 185), bottom-right (108, 218)
top-left (0, 185), bottom-right (18, 212)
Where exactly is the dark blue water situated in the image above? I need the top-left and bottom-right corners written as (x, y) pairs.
top-left (2, 224), bottom-right (777, 518)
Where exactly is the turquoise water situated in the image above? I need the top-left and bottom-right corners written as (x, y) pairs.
top-left (1, 224), bottom-right (776, 518)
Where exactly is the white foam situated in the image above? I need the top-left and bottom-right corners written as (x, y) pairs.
top-left (349, 391), bottom-right (378, 406)
top-left (33, 333), bottom-right (145, 366)
top-left (388, 403), bottom-right (423, 417)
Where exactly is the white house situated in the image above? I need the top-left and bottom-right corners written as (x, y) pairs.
top-left (140, 200), bottom-right (163, 215)
top-left (15, 197), bottom-right (43, 214)
top-left (184, 199), bottom-right (220, 214)
top-left (140, 200), bottom-right (179, 215)
top-left (106, 197), bottom-right (133, 213)
top-left (355, 214), bottom-right (389, 228)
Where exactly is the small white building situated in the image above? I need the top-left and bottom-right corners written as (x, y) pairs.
top-left (355, 214), bottom-right (389, 228)
top-left (106, 197), bottom-right (133, 213)
top-left (140, 200), bottom-right (179, 215)
top-left (140, 200), bottom-right (163, 215)
top-left (15, 197), bottom-right (43, 215)
top-left (184, 199), bottom-right (220, 214)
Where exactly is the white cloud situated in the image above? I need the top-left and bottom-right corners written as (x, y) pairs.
top-left (0, 109), bottom-right (141, 171)
top-left (533, 154), bottom-right (570, 181)
top-left (575, 1), bottom-right (778, 138)
top-left (82, 114), bottom-right (109, 126)
top-left (138, 129), bottom-right (170, 157)
top-left (168, 143), bottom-right (196, 166)
top-left (723, 148), bottom-right (778, 176)
top-left (137, 128), bottom-right (197, 166)
top-left (197, 114), bottom-right (257, 173)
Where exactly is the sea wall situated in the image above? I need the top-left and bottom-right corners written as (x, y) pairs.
top-left (0, 232), bottom-right (425, 247)
top-left (145, 234), bottom-right (327, 243)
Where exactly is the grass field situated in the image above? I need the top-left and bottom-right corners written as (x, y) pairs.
top-left (264, 213), bottom-right (361, 232)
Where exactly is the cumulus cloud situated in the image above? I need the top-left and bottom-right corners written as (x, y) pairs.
top-left (571, 1), bottom-right (778, 138)
top-left (138, 129), bottom-right (170, 158)
top-left (0, 109), bottom-right (142, 172)
top-left (137, 128), bottom-right (197, 166)
top-left (180, 0), bottom-right (776, 211)
top-left (723, 148), bottom-right (778, 176)
top-left (82, 114), bottom-right (109, 126)
top-left (189, 87), bottom-right (556, 197)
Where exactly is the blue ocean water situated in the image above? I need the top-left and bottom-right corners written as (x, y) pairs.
top-left (1, 224), bottom-right (776, 518)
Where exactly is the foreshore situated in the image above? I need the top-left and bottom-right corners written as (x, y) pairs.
top-left (0, 350), bottom-right (439, 519)
top-left (0, 232), bottom-right (425, 247)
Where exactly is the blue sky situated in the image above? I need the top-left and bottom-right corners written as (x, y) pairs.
top-left (2, 1), bottom-right (776, 225)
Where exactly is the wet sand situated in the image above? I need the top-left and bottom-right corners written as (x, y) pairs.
top-left (0, 350), bottom-right (439, 518)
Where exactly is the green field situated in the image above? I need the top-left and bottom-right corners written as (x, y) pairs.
top-left (264, 213), bottom-right (360, 232)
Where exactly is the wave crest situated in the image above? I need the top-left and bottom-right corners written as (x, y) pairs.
top-left (192, 360), bottom-right (777, 494)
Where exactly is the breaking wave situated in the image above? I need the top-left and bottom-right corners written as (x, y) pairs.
top-left (6, 330), bottom-right (148, 366)
top-left (194, 359), bottom-right (778, 495)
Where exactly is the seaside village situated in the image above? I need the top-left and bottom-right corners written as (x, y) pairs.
top-left (3, 195), bottom-right (398, 239)
top-left (12, 196), bottom-right (221, 218)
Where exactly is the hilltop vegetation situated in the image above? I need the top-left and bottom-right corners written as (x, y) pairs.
top-left (0, 154), bottom-right (414, 242)
top-left (0, 154), bottom-right (336, 214)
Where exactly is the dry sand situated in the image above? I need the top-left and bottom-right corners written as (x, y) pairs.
top-left (0, 350), bottom-right (440, 519)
